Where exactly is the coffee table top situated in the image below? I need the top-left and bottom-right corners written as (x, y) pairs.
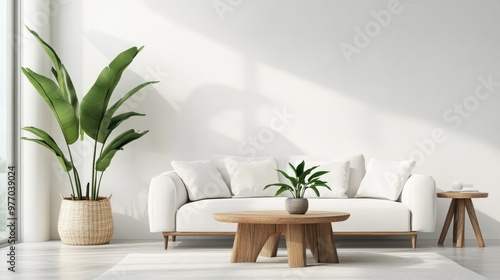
top-left (437, 192), bottom-right (488, 199)
top-left (213, 210), bottom-right (350, 224)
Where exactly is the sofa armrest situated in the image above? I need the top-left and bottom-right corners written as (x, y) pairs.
top-left (148, 171), bottom-right (189, 232)
top-left (400, 174), bottom-right (437, 232)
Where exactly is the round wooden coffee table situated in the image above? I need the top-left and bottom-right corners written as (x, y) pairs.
top-left (213, 210), bottom-right (350, 268)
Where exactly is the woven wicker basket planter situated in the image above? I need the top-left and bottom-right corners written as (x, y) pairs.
top-left (58, 196), bottom-right (114, 245)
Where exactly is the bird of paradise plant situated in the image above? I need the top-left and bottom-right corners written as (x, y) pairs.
top-left (21, 27), bottom-right (158, 200)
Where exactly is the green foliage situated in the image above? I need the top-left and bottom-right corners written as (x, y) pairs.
top-left (264, 160), bottom-right (331, 198)
top-left (21, 27), bottom-right (158, 200)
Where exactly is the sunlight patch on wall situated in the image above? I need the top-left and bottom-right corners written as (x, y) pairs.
top-left (244, 60), bottom-right (436, 156)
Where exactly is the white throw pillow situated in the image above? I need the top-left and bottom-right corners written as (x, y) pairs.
top-left (224, 158), bottom-right (279, 198)
top-left (300, 160), bottom-right (350, 198)
top-left (210, 155), bottom-right (275, 194)
top-left (355, 159), bottom-right (416, 201)
top-left (171, 160), bottom-right (231, 201)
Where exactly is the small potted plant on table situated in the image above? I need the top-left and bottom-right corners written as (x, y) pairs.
top-left (264, 161), bottom-right (331, 214)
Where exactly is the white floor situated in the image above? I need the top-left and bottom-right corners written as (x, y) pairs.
top-left (1, 238), bottom-right (499, 280)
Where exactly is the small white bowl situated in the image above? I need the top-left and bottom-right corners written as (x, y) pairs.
top-left (451, 181), bottom-right (463, 190)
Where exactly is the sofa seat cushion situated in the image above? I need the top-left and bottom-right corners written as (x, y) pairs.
top-left (307, 198), bottom-right (410, 232)
top-left (176, 197), bottom-right (410, 232)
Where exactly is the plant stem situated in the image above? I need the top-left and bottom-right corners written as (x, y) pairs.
top-left (300, 185), bottom-right (307, 198)
top-left (96, 171), bottom-right (104, 199)
top-left (66, 172), bottom-right (75, 199)
top-left (65, 143), bottom-right (81, 199)
top-left (91, 137), bottom-right (99, 200)
top-left (95, 142), bottom-right (106, 198)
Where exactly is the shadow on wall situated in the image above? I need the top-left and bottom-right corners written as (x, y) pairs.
top-left (148, 83), bottom-right (303, 160)
top-left (85, 29), bottom-right (302, 160)
top-left (80, 30), bottom-right (305, 239)
top-left (137, 0), bottom-right (500, 148)
top-left (80, 3), bottom-right (500, 238)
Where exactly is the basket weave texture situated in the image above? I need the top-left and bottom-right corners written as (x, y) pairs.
top-left (58, 197), bottom-right (114, 245)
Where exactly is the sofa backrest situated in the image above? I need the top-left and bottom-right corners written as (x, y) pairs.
top-left (210, 154), bottom-right (366, 198)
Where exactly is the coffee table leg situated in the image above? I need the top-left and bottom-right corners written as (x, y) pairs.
top-left (231, 223), bottom-right (275, 263)
top-left (306, 223), bottom-right (338, 263)
top-left (285, 224), bottom-right (306, 268)
top-left (260, 231), bottom-right (281, 258)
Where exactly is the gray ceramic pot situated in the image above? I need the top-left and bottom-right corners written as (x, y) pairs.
top-left (285, 198), bottom-right (309, 214)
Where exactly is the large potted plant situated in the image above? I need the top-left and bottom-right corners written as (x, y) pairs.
top-left (264, 161), bottom-right (331, 214)
top-left (21, 27), bottom-right (158, 245)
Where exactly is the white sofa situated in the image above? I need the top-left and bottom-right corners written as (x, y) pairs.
top-left (148, 154), bottom-right (437, 249)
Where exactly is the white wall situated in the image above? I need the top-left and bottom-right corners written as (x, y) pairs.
top-left (40, 0), bottom-right (500, 240)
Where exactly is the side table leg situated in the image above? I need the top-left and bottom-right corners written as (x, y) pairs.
top-left (453, 200), bottom-right (458, 243)
top-left (438, 199), bottom-right (456, 245)
top-left (456, 200), bottom-right (466, 248)
top-left (465, 199), bottom-right (486, 247)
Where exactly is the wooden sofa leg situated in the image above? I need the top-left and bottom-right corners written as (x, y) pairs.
top-left (172, 235), bottom-right (176, 242)
top-left (163, 233), bottom-right (169, 250)
top-left (412, 234), bottom-right (417, 249)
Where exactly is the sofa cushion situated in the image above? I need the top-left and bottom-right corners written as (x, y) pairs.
top-left (176, 197), bottom-right (410, 232)
top-left (355, 159), bottom-right (416, 201)
top-left (211, 155), bottom-right (279, 195)
top-left (171, 160), bottom-right (231, 201)
top-left (224, 158), bottom-right (279, 197)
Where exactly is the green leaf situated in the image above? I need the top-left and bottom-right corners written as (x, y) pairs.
top-left (21, 68), bottom-right (79, 144)
top-left (311, 180), bottom-right (331, 191)
top-left (277, 169), bottom-right (297, 187)
top-left (80, 47), bottom-right (142, 141)
top-left (275, 186), bottom-right (293, 197)
top-left (308, 186), bottom-right (321, 197)
top-left (97, 81), bottom-right (158, 143)
top-left (264, 183), bottom-right (292, 190)
top-left (52, 65), bottom-right (79, 123)
top-left (308, 170), bottom-right (329, 181)
top-left (96, 129), bottom-right (149, 171)
top-left (264, 183), bottom-right (294, 197)
top-left (298, 165), bottom-right (318, 185)
top-left (295, 161), bottom-right (305, 177)
top-left (21, 126), bottom-right (72, 172)
top-left (60, 64), bottom-right (80, 137)
top-left (26, 27), bottom-right (80, 127)
top-left (26, 26), bottom-right (62, 74)
top-left (102, 112), bottom-right (145, 142)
